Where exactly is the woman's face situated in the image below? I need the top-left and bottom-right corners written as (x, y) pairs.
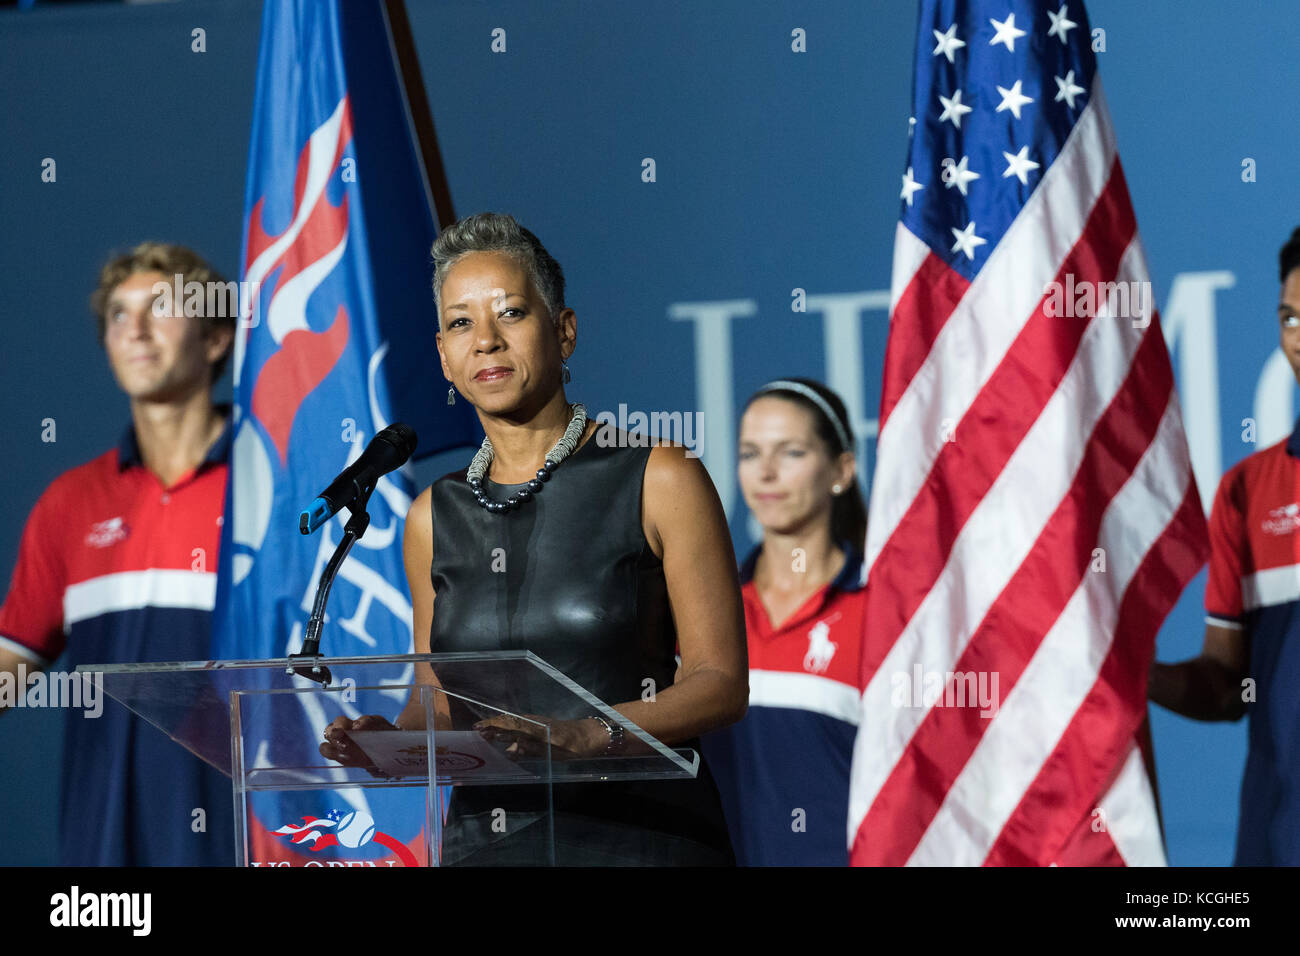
top-left (738, 396), bottom-right (846, 537)
top-left (436, 250), bottom-right (572, 417)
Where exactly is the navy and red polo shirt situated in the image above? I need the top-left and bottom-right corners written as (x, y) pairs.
top-left (702, 542), bottom-right (866, 866)
top-left (0, 416), bottom-right (235, 865)
top-left (1205, 423), bottom-right (1300, 866)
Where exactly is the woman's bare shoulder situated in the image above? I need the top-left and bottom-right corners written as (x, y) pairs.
top-left (405, 486), bottom-right (434, 556)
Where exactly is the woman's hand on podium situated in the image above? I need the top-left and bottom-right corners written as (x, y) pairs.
top-left (319, 714), bottom-right (400, 777)
top-left (472, 713), bottom-right (610, 760)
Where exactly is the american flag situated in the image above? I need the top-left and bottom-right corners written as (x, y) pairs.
top-left (848, 0), bottom-right (1209, 866)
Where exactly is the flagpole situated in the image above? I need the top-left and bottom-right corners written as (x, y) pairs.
top-left (381, 0), bottom-right (457, 230)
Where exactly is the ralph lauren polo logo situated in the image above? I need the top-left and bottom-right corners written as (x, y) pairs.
top-left (803, 620), bottom-right (837, 674)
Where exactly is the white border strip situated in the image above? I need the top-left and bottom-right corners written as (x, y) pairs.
top-left (749, 669), bottom-right (860, 726)
top-left (1241, 564), bottom-right (1300, 613)
top-left (63, 570), bottom-right (217, 632)
top-left (1205, 614), bottom-right (1243, 631)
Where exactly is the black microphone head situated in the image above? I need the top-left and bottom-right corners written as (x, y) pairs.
top-left (374, 423), bottom-right (418, 460)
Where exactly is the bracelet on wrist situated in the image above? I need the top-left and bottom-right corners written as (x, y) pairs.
top-left (588, 714), bottom-right (625, 756)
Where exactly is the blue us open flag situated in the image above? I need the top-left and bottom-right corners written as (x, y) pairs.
top-left (213, 0), bottom-right (479, 866)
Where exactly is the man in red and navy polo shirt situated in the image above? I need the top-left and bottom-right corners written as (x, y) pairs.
top-left (1150, 226), bottom-right (1300, 865)
top-left (0, 242), bottom-right (236, 865)
top-left (702, 540), bottom-right (867, 866)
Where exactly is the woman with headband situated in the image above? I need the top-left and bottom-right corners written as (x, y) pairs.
top-left (321, 213), bottom-right (745, 866)
top-left (702, 377), bottom-right (869, 866)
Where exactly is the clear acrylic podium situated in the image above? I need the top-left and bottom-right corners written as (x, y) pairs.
top-left (81, 652), bottom-right (702, 866)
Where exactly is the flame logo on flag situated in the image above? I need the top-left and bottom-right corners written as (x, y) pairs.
top-left (230, 96), bottom-right (356, 585)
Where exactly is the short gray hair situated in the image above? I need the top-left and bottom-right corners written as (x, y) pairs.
top-left (431, 212), bottom-right (566, 327)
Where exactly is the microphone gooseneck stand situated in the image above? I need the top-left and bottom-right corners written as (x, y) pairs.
top-left (286, 482), bottom-right (375, 685)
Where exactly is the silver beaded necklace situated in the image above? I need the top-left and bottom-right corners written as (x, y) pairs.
top-left (466, 403), bottom-right (588, 513)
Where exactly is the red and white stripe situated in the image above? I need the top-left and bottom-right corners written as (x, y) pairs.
top-left (849, 80), bottom-right (1208, 866)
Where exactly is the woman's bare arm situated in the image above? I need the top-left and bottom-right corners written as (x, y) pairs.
top-left (321, 486), bottom-right (446, 762)
top-left (395, 487), bottom-right (451, 730)
top-left (594, 443), bottom-right (748, 748)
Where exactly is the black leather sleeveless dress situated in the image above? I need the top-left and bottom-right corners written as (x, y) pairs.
top-left (428, 422), bottom-right (736, 865)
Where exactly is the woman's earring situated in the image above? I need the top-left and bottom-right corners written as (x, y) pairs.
top-left (562, 362), bottom-right (571, 385)
top-left (832, 484), bottom-right (843, 494)
top-left (447, 387), bottom-right (456, 406)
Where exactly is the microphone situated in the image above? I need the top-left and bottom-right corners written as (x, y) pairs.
top-left (299, 424), bottom-right (417, 534)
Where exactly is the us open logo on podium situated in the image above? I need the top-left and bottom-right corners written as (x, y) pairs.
top-left (254, 809), bottom-right (420, 867)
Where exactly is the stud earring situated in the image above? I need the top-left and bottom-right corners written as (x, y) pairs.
top-left (447, 387), bottom-right (456, 406)
top-left (832, 484), bottom-right (843, 494)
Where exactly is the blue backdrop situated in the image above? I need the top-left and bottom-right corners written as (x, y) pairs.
top-left (1, 0), bottom-right (1296, 865)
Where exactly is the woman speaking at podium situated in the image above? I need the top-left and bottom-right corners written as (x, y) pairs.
top-left (327, 213), bottom-right (745, 865)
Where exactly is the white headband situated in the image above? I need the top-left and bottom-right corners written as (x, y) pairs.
top-left (755, 380), bottom-right (852, 453)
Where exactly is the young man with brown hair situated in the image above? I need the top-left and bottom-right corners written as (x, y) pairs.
top-left (0, 242), bottom-right (238, 865)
